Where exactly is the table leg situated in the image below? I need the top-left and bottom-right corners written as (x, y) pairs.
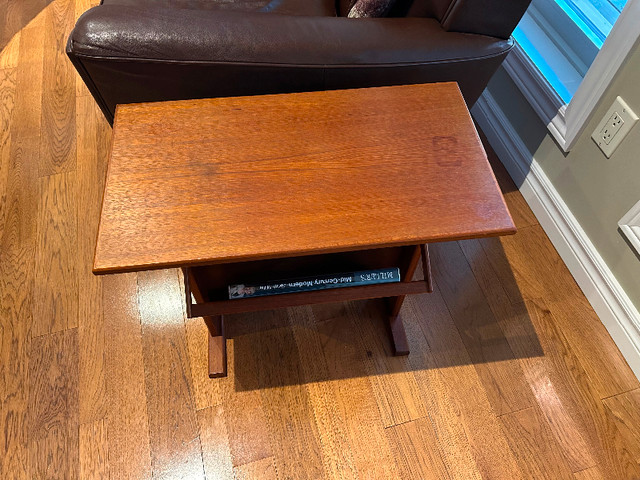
top-left (204, 315), bottom-right (226, 378)
top-left (386, 245), bottom-right (423, 356)
top-left (184, 267), bottom-right (229, 378)
top-left (388, 313), bottom-right (410, 355)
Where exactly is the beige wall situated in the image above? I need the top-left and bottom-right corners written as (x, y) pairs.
top-left (484, 41), bottom-right (640, 311)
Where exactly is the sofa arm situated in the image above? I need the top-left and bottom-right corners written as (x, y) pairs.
top-left (68, 5), bottom-right (513, 123)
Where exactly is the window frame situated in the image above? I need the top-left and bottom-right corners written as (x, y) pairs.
top-left (619, 200), bottom-right (640, 257)
top-left (502, 0), bottom-right (640, 152)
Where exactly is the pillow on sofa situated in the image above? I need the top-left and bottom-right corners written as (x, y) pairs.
top-left (348, 0), bottom-right (396, 17)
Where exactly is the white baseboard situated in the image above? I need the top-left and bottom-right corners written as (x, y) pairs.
top-left (472, 90), bottom-right (640, 380)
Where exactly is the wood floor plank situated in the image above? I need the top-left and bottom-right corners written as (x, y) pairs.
top-left (603, 388), bottom-right (640, 464)
top-left (2, 0), bottom-right (51, 53)
top-left (0, 254), bottom-right (33, 480)
top-left (499, 406), bottom-right (574, 479)
top-left (287, 305), bottom-right (359, 480)
top-left (4, 13), bottom-right (42, 248)
top-left (0, 29), bottom-right (41, 480)
top-left (0, 23), bottom-right (43, 478)
top-left (23, 9), bottom-right (72, 338)
top-left (245, 308), bottom-right (325, 480)
top-left (79, 418), bottom-right (109, 480)
top-left (0, 67), bottom-right (17, 244)
top-left (387, 417), bottom-right (452, 480)
top-left (429, 240), bottom-right (534, 416)
top-left (594, 410), bottom-right (640, 479)
top-left (73, 0), bottom-right (93, 20)
top-left (73, 0), bottom-right (93, 97)
top-left (76, 94), bottom-right (109, 424)
top-left (406, 290), bottom-right (525, 480)
top-left (517, 300), bottom-right (640, 478)
top-left (28, 329), bottom-right (79, 480)
top-left (0, 29), bottom-right (19, 68)
top-left (32, 171), bottom-right (78, 336)
top-left (573, 466), bottom-right (606, 480)
top-left (137, 269), bottom-right (205, 480)
top-left (102, 273), bottom-right (152, 480)
top-left (197, 405), bottom-right (234, 480)
top-left (315, 305), bottom-right (400, 480)
top-left (458, 238), bottom-right (598, 472)
top-left (234, 457), bottom-right (278, 480)
top-left (10, 13), bottom-right (43, 142)
top-left (217, 322), bottom-right (273, 469)
top-left (184, 314), bottom-right (223, 411)
top-left (351, 300), bottom-right (429, 428)
top-left (0, 0), bottom-right (7, 47)
top-left (464, 234), bottom-right (639, 477)
top-left (0, 0), bottom-right (20, 49)
top-left (480, 226), bottom-right (639, 398)
top-left (405, 293), bottom-right (480, 480)
top-left (548, 292), bottom-right (640, 398)
top-left (401, 295), bottom-right (482, 480)
top-left (506, 299), bottom-right (599, 471)
top-left (39, 0), bottom-right (76, 176)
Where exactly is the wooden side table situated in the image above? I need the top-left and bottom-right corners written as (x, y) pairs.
top-left (93, 83), bottom-right (516, 377)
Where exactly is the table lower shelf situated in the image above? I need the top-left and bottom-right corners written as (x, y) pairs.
top-left (184, 244), bottom-right (432, 378)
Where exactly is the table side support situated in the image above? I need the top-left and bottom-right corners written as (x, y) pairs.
top-left (387, 244), bottom-right (432, 356)
top-left (421, 244), bottom-right (434, 293)
top-left (204, 315), bottom-right (226, 378)
top-left (183, 268), bottom-right (227, 378)
top-left (182, 244), bottom-right (432, 377)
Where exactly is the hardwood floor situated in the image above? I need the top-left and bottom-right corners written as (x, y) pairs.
top-left (1, 1), bottom-right (640, 478)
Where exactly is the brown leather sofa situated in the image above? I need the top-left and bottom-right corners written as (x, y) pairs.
top-left (67, 0), bottom-right (532, 124)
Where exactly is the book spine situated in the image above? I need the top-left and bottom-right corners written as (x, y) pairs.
top-left (228, 268), bottom-right (400, 299)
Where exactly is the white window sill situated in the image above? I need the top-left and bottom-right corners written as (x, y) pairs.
top-left (502, 0), bottom-right (640, 152)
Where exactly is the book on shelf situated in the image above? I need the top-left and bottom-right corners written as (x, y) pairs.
top-left (228, 267), bottom-right (401, 299)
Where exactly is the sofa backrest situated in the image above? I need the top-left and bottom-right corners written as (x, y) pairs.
top-left (344, 0), bottom-right (532, 40)
top-left (386, 0), bottom-right (453, 21)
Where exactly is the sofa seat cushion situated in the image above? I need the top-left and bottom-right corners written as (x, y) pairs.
top-left (100, 0), bottom-right (336, 16)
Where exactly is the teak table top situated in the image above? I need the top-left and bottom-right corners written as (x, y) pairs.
top-left (94, 83), bottom-right (515, 274)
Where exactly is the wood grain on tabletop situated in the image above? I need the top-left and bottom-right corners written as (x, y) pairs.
top-left (2, 1), bottom-right (640, 478)
top-left (94, 82), bottom-right (515, 274)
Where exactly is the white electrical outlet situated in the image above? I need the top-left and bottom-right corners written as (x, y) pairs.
top-left (592, 96), bottom-right (638, 158)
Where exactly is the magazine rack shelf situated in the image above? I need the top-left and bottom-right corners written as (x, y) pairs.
top-left (183, 243), bottom-right (432, 377)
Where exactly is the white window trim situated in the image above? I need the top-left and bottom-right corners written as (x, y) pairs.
top-left (619, 200), bottom-right (640, 256)
top-left (502, 0), bottom-right (640, 152)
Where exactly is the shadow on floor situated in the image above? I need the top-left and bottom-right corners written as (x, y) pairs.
top-left (1, 0), bottom-right (54, 52)
top-left (227, 237), bottom-right (544, 391)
